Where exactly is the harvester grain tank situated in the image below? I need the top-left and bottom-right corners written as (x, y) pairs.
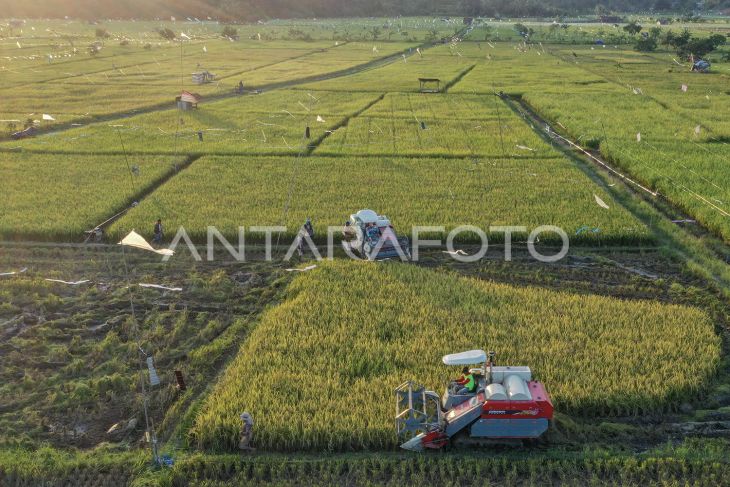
top-left (395, 349), bottom-right (553, 451)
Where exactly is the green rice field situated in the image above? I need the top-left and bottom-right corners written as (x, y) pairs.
top-left (1, 15), bottom-right (729, 487)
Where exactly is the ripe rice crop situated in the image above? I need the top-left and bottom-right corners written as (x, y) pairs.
top-left (3, 90), bottom-right (383, 156)
top-left (523, 90), bottom-right (730, 242)
top-left (0, 152), bottom-right (181, 240)
top-left (444, 44), bottom-right (730, 243)
top-left (191, 261), bottom-right (720, 451)
top-left (317, 93), bottom-right (555, 158)
top-left (0, 37), bottom-right (411, 121)
top-left (450, 44), bottom-right (625, 96)
top-left (109, 155), bottom-right (650, 244)
top-left (303, 44), bottom-right (477, 92)
top-left (550, 47), bottom-right (730, 137)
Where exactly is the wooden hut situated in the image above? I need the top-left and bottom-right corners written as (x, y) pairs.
top-left (191, 70), bottom-right (216, 84)
top-left (176, 91), bottom-right (202, 110)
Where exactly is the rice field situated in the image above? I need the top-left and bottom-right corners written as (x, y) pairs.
top-left (0, 41), bottom-right (329, 119)
top-left (3, 90), bottom-right (554, 159)
top-left (449, 43), bottom-right (628, 95)
top-left (3, 90), bottom-right (383, 155)
top-left (1, 26), bottom-right (414, 122)
top-left (108, 155), bottom-right (650, 244)
top-left (3, 30), bottom-right (726, 245)
top-left (490, 46), bottom-right (730, 242)
top-left (317, 93), bottom-right (556, 158)
top-left (447, 43), bottom-right (730, 242)
top-left (2, 60), bottom-right (654, 244)
top-left (0, 152), bottom-right (182, 240)
top-left (301, 43), bottom-right (477, 92)
top-left (525, 90), bottom-right (730, 241)
top-left (0, 245), bottom-right (283, 449)
top-left (191, 260), bottom-right (721, 451)
top-left (1, 15), bottom-right (730, 486)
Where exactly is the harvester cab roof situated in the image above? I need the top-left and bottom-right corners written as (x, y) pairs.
top-left (351, 209), bottom-right (389, 227)
top-left (442, 349), bottom-right (488, 365)
top-left (442, 349), bottom-right (489, 378)
top-left (396, 349), bottom-right (554, 451)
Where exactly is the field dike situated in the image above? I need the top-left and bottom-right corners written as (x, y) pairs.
top-left (90, 153), bottom-right (202, 236)
top-left (443, 64), bottom-right (476, 92)
top-left (305, 94), bottom-right (385, 155)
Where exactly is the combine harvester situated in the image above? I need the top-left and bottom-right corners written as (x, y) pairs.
top-left (395, 350), bottom-right (553, 451)
top-left (345, 209), bottom-right (410, 261)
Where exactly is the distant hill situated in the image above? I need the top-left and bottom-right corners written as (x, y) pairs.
top-left (0, 0), bottom-right (728, 21)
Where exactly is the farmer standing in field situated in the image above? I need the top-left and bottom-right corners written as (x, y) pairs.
top-left (153, 219), bottom-right (164, 245)
top-left (297, 218), bottom-right (315, 256)
top-left (342, 221), bottom-right (355, 241)
top-left (239, 412), bottom-right (254, 451)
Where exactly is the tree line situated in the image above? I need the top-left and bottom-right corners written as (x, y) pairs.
top-left (3, 0), bottom-right (729, 21)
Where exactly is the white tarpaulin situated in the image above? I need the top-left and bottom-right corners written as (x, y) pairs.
top-left (119, 230), bottom-right (174, 256)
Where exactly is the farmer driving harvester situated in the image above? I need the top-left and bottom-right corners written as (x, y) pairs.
top-left (455, 366), bottom-right (477, 395)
